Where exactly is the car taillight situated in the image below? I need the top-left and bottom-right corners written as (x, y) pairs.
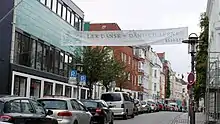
top-left (152, 104), bottom-right (154, 106)
top-left (96, 108), bottom-right (102, 113)
top-left (57, 111), bottom-right (72, 116)
top-left (0, 115), bottom-right (12, 121)
top-left (121, 104), bottom-right (124, 108)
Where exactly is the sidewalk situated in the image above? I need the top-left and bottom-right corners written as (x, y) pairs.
top-left (171, 112), bottom-right (206, 124)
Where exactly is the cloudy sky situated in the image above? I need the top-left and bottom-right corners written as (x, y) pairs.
top-left (73, 0), bottom-right (207, 78)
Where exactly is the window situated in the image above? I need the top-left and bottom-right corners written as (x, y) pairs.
top-left (21, 100), bottom-right (34, 114)
top-left (68, 56), bottom-right (73, 76)
top-left (55, 84), bottom-right (63, 95)
top-left (19, 35), bottom-right (31, 66)
top-left (62, 6), bottom-right (67, 20)
top-left (36, 42), bottom-right (43, 70)
top-left (44, 82), bottom-right (53, 96)
top-left (154, 70), bottom-right (157, 78)
top-left (5, 100), bottom-right (21, 113)
top-left (75, 15), bottom-right (79, 30)
top-left (81, 101), bottom-right (98, 108)
top-left (128, 73), bottom-right (130, 80)
top-left (65, 86), bottom-right (71, 97)
top-left (49, 47), bottom-right (55, 73)
top-left (71, 13), bottom-right (75, 26)
top-left (59, 52), bottom-right (64, 76)
top-left (30, 39), bottom-right (36, 68)
top-left (134, 75), bottom-right (136, 85)
top-left (46, 0), bottom-right (51, 8)
top-left (101, 93), bottom-right (121, 102)
top-left (71, 100), bottom-right (80, 110)
top-left (121, 52), bottom-right (123, 61)
top-left (124, 54), bottom-right (126, 62)
top-left (30, 100), bottom-right (45, 115)
top-left (40, 0), bottom-right (46, 5)
top-left (154, 83), bottom-right (156, 91)
top-left (122, 93), bottom-right (130, 101)
top-left (43, 45), bottom-right (50, 71)
top-left (138, 75), bottom-right (142, 84)
top-left (67, 9), bottom-right (71, 23)
top-left (52, 0), bottom-right (57, 13)
top-left (14, 32), bottom-right (22, 64)
top-left (64, 54), bottom-right (69, 77)
top-left (79, 18), bottom-right (83, 31)
top-left (30, 79), bottom-right (41, 98)
top-left (182, 88), bottom-right (185, 93)
top-left (54, 49), bottom-right (60, 74)
top-left (38, 100), bottom-right (67, 110)
top-left (57, 2), bottom-right (62, 16)
top-left (128, 56), bottom-right (131, 64)
top-left (14, 75), bottom-right (27, 97)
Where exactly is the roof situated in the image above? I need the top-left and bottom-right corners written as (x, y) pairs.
top-left (89, 23), bottom-right (121, 31)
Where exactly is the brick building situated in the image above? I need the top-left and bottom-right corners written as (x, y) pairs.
top-left (89, 23), bottom-right (142, 97)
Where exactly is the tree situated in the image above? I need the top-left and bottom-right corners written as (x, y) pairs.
top-left (76, 46), bottom-right (112, 98)
top-left (116, 70), bottom-right (129, 91)
top-left (165, 69), bottom-right (171, 98)
top-left (100, 57), bottom-right (126, 92)
top-left (194, 12), bottom-right (209, 104)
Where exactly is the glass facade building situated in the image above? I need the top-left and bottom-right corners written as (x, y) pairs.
top-left (0, 0), bottom-right (88, 98)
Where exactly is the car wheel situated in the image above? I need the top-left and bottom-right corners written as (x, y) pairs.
top-left (131, 112), bottom-right (135, 118)
top-left (109, 115), bottom-right (114, 124)
top-left (73, 120), bottom-right (78, 124)
top-left (123, 112), bottom-right (128, 120)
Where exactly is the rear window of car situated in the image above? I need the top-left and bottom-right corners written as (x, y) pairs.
top-left (147, 101), bottom-right (155, 104)
top-left (101, 93), bottom-right (121, 102)
top-left (38, 99), bottom-right (67, 110)
top-left (81, 101), bottom-right (98, 108)
top-left (0, 101), bottom-right (4, 113)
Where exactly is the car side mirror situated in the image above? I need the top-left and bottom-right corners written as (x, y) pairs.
top-left (46, 110), bottom-right (53, 116)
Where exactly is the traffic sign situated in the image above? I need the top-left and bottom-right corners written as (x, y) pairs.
top-left (187, 72), bottom-right (195, 85)
top-left (70, 70), bottom-right (77, 77)
top-left (80, 75), bottom-right (86, 85)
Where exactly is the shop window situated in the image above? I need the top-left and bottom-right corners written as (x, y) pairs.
top-left (62, 6), bottom-right (67, 20)
top-left (30, 39), bottom-right (36, 68)
top-left (80, 89), bottom-right (86, 99)
top-left (57, 2), bottom-right (62, 16)
top-left (54, 49), bottom-right (60, 74)
top-left (71, 13), bottom-right (75, 26)
top-left (46, 0), bottom-right (51, 8)
top-left (52, 0), bottom-right (57, 13)
top-left (40, 0), bottom-right (46, 5)
top-left (14, 75), bottom-right (27, 97)
top-left (43, 45), bottom-right (50, 72)
top-left (64, 54), bottom-right (69, 77)
top-left (65, 86), bottom-right (71, 97)
top-left (30, 79), bottom-right (41, 98)
top-left (67, 9), bottom-right (71, 23)
top-left (44, 82), bottom-right (53, 96)
top-left (59, 52), bottom-right (64, 76)
top-left (36, 42), bottom-right (43, 70)
top-left (55, 84), bottom-right (63, 95)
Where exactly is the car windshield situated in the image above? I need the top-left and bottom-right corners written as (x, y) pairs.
top-left (101, 93), bottom-right (121, 102)
top-left (38, 99), bottom-right (67, 110)
top-left (81, 101), bottom-right (98, 108)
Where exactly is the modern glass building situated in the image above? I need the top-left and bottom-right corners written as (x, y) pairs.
top-left (0, 0), bottom-right (88, 99)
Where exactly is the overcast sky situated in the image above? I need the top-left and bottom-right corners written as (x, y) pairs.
top-left (73, 0), bottom-right (207, 79)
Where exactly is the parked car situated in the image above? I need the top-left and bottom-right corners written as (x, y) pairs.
top-left (37, 96), bottom-right (92, 124)
top-left (0, 95), bottom-right (58, 124)
top-left (146, 101), bottom-right (157, 112)
top-left (169, 103), bottom-right (178, 111)
top-left (140, 101), bottom-right (151, 113)
top-left (157, 102), bottom-right (164, 111)
top-left (134, 99), bottom-right (143, 114)
top-left (100, 92), bottom-right (135, 119)
top-left (80, 99), bottom-right (114, 124)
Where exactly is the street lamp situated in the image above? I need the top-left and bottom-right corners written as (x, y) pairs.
top-left (182, 33), bottom-right (202, 124)
top-left (75, 63), bottom-right (83, 99)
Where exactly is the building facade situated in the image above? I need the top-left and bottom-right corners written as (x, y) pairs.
top-left (89, 23), bottom-right (143, 99)
top-left (160, 72), bottom-right (166, 99)
top-left (0, 0), bottom-right (89, 98)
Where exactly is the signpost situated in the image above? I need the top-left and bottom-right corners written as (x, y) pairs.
top-left (69, 70), bottom-right (77, 84)
top-left (187, 72), bottom-right (195, 85)
top-left (80, 75), bottom-right (86, 86)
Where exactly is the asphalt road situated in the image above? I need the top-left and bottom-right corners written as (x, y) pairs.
top-left (114, 111), bottom-right (184, 124)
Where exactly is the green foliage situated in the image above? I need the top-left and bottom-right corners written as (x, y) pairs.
top-left (165, 69), bottom-right (171, 98)
top-left (194, 12), bottom-right (209, 102)
top-left (76, 46), bottom-right (112, 98)
top-left (116, 70), bottom-right (129, 91)
top-left (100, 52), bottom-right (126, 92)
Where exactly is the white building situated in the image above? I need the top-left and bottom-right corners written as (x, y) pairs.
top-left (174, 77), bottom-right (184, 100)
top-left (151, 52), bottom-right (163, 100)
top-left (160, 72), bottom-right (166, 99)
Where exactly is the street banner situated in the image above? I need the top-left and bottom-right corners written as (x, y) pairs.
top-left (61, 27), bottom-right (188, 46)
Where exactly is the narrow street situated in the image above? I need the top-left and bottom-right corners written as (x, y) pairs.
top-left (115, 112), bottom-right (184, 124)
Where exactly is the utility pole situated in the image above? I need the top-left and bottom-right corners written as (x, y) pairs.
top-left (182, 33), bottom-right (200, 124)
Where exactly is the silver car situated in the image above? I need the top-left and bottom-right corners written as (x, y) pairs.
top-left (38, 97), bottom-right (92, 124)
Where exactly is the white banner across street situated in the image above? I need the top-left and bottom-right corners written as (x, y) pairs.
top-left (61, 27), bottom-right (188, 46)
